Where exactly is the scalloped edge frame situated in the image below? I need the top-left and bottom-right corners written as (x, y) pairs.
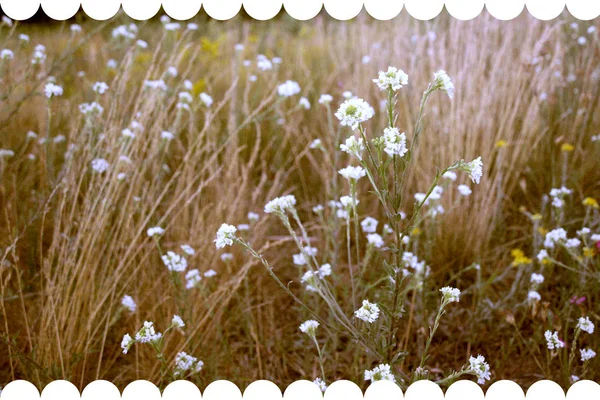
top-left (1, 379), bottom-right (600, 399)
top-left (0, 0), bottom-right (599, 21)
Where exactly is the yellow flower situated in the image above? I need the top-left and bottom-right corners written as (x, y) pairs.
top-left (561, 143), bottom-right (574, 152)
top-left (411, 227), bottom-right (422, 236)
top-left (531, 213), bottom-right (542, 221)
top-left (583, 247), bottom-right (595, 258)
top-left (582, 197), bottom-right (599, 209)
top-left (511, 249), bottom-right (532, 266)
top-left (495, 140), bottom-right (507, 149)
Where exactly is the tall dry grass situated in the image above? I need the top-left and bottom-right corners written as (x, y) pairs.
top-left (0, 11), bottom-right (599, 390)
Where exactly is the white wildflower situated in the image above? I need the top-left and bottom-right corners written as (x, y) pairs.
top-left (147, 226), bottom-right (165, 237)
top-left (354, 300), bottom-right (380, 323)
top-left (93, 82), bottom-right (109, 94)
top-left (364, 364), bottom-right (395, 383)
top-left (528, 291), bottom-right (541, 302)
top-left (577, 316), bottom-right (595, 334)
top-left (338, 166), bottom-right (366, 181)
top-left (121, 295), bottom-right (137, 313)
top-left (458, 157), bottom-right (483, 184)
top-left (580, 348), bottom-right (596, 362)
top-left (373, 66), bottom-right (408, 91)
top-left (135, 321), bottom-right (162, 343)
top-left (121, 334), bottom-right (133, 354)
top-left (264, 195), bottom-right (297, 214)
top-left (544, 330), bottom-right (565, 350)
top-left (171, 315), bottom-right (185, 328)
top-left (199, 92), bottom-right (213, 107)
top-left (214, 224), bottom-right (237, 249)
top-left (180, 244), bottom-right (195, 255)
top-left (361, 217), bottom-right (378, 233)
top-left (313, 378), bottom-right (327, 392)
top-left (318, 94), bottom-right (333, 104)
top-left (530, 273), bottom-right (544, 284)
top-left (161, 251), bottom-right (187, 272)
top-left (204, 269), bottom-right (217, 278)
top-left (382, 127), bottom-right (408, 157)
top-left (340, 136), bottom-right (365, 160)
top-left (91, 158), bottom-right (109, 173)
top-left (440, 286), bottom-right (461, 303)
top-left (468, 355), bottom-right (491, 385)
top-left (299, 320), bottom-right (319, 337)
top-left (367, 233), bottom-right (384, 248)
top-left (458, 185), bottom-right (472, 196)
top-left (335, 98), bottom-right (375, 130)
top-left (433, 70), bottom-right (455, 99)
top-left (44, 83), bottom-right (63, 99)
top-left (277, 80), bottom-right (301, 97)
top-left (299, 97), bottom-right (311, 109)
top-left (185, 269), bottom-right (202, 289)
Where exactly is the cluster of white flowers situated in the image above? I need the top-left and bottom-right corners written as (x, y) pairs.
top-left (468, 355), bottom-right (491, 385)
top-left (440, 286), bottom-right (461, 303)
top-left (364, 364), bottom-right (395, 383)
top-left (335, 98), bottom-right (375, 130)
top-left (147, 226), bottom-right (165, 237)
top-left (121, 295), bottom-right (137, 313)
top-left (382, 127), bottom-right (408, 157)
top-left (92, 81), bottom-right (109, 95)
top-left (577, 316), bottom-right (595, 334)
top-left (433, 70), bottom-right (455, 99)
top-left (171, 315), bottom-right (185, 329)
top-left (299, 320), bottom-right (319, 337)
top-left (185, 269), bottom-right (202, 289)
top-left (135, 321), bottom-right (162, 344)
top-left (543, 228), bottom-right (567, 248)
top-left (373, 67), bottom-right (408, 91)
top-left (318, 94), bottom-right (333, 105)
top-left (457, 184), bottom-right (472, 197)
top-left (354, 299), bottom-right (380, 323)
top-left (367, 233), bottom-right (384, 248)
top-left (31, 44), bottom-right (46, 65)
top-left (313, 378), bottom-right (327, 392)
top-left (0, 149), bottom-right (15, 158)
top-left (174, 352), bottom-right (204, 376)
top-left (549, 187), bottom-right (572, 208)
top-left (277, 80), bottom-right (301, 97)
top-left (457, 157), bottom-right (483, 184)
top-left (544, 330), bottom-right (565, 350)
top-left (1, 49), bottom-right (14, 60)
top-left (301, 263), bottom-right (331, 291)
top-left (293, 246), bottom-right (318, 266)
top-left (361, 217), bottom-right (378, 233)
top-left (161, 251), bottom-right (188, 272)
top-left (44, 83), bottom-right (63, 99)
top-left (79, 102), bottom-right (104, 117)
top-left (402, 252), bottom-right (429, 277)
top-left (530, 273), bottom-right (544, 285)
top-left (264, 195), bottom-right (297, 214)
top-left (580, 348), bottom-right (596, 362)
top-left (112, 24), bottom-right (138, 40)
top-left (340, 136), bottom-right (365, 160)
top-left (143, 79), bottom-right (168, 92)
top-left (257, 54), bottom-right (273, 71)
top-left (215, 224), bottom-right (237, 249)
top-left (91, 158), bottom-right (109, 173)
top-left (199, 92), bottom-right (213, 107)
top-left (338, 166), bottom-right (366, 181)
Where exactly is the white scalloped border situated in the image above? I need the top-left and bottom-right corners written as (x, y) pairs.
top-left (1, 379), bottom-right (600, 399)
top-left (0, 0), bottom-right (599, 21)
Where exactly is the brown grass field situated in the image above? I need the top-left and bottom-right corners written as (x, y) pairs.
top-left (0, 10), bottom-right (599, 391)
